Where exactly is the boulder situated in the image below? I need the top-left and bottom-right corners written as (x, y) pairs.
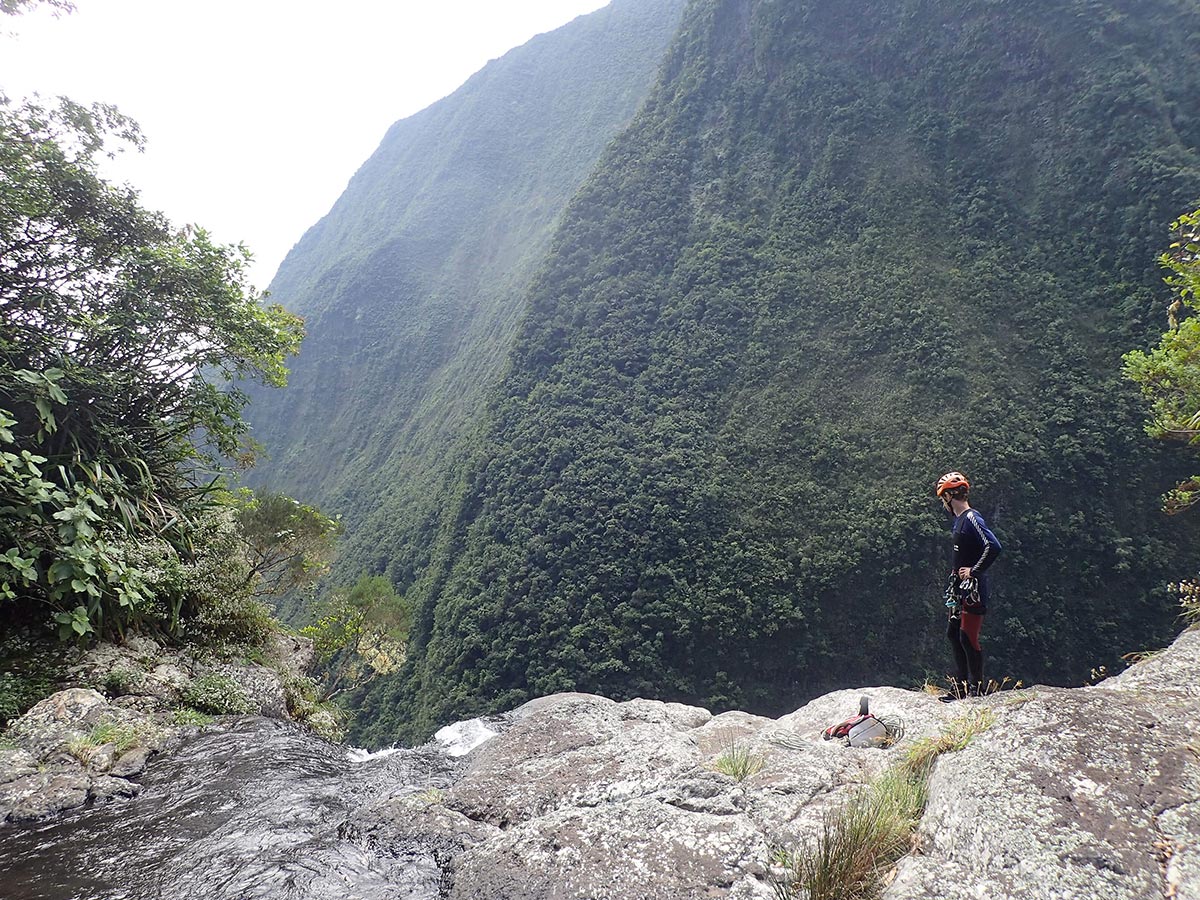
top-left (884, 629), bottom-right (1200, 900)
top-left (362, 688), bottom-right (946, 899)
top-left (360, 651), bottom-right (1200, 900)
top-left (0, 748), bottom-right (37, 785)
top-left (6, 688), bottom-right (113, 761)
top-left (212, 662), bottom-right (288, 718)
top-left (111, 746), bottom-right (150, 778)
top-left (0, 768), bottom-right (91, 822)
top-left (87, 775), bottom-right (141, 804)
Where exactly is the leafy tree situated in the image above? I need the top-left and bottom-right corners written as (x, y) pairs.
top-left (1124, 209), bottom-right (1200, 514)
top-left (0, 93), bottom-right (304, 639)
top-left (302, 575), bottom-right (411, 701)
top-left (232, 489), bottom-right (340, 600)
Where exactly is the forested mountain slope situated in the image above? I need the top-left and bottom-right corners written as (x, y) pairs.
top-left (355, 0), bottom-right (1200, 745)
top-left (244, 0), bottom-right (687, 594)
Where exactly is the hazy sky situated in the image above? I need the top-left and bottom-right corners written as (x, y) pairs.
top-left (0, 0), bottom-right (610, 291)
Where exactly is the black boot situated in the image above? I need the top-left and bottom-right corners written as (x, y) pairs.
top-left (938, 680), bottom-right (968, 703)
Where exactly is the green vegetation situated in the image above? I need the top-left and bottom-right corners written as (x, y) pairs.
top-left (0, 88), bottom-right (303, 642)
top-left (301, 575), bottom-right (411, 701)
top-left (1124, 208), bottom-right (1200, 514)
top-left (1178, 581), bottom-right (1200, 627)
top-left (712, 741), bottom-right (766, 782)
top-left (1124, 208), bottom-right (1200, 632)
top-left (66, 720), bottom-right (150, 764)
top-left (170, 708), bottom-right (213, 728)
top-left (348, 0), bottom-right (1200, 746)
top-left (102, 667), bottom-right (142, 697)
top-left (180, 673), bottom-right (255, 716)
top-left (232, 490), bottom-right (339, 608)
top-left (242, 0), bottom-right (688, 613)
top-left (1, 0), bottom-right (352, 732)
top-left (773, 709), bottom-right (995, 899)
top-left (0, 633), bottom-right (72, 729)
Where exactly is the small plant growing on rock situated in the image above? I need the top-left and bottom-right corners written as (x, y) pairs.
top-left (713, 740), bottom-right (765, 782)
top-left (103, 667), bottom-right (142, 697)
top-left (1122, 648), bottom-right (1165, 667)
top-left (417, 788), bottom-right (446, 806)
top-left (66, 721), bottom-right (145, 764)
top-left (1178, 579), bottom-right (1200, 626)
top-left (181, 673), bottom-right (255, 715)
top-left (281, 674), bottom-right (347, 741)
top-left (903, 708), bottom-right (995, 776)
top-left (171, 708), bottom-right (213, 728)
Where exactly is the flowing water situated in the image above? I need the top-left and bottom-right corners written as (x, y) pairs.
top-left (0, 717), bottom-right (486, 900)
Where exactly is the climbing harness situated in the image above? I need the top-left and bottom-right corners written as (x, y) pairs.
top-left (944, 572), bottom-right (980, 614)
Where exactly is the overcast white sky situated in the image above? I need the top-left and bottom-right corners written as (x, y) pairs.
top-left (1, 0), bottom-right (610, 291)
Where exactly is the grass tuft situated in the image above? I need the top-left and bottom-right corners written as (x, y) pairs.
top-left (772, 709), bottom-right (995, 899)
top-left (66, 720), bottom-right (146, 763)
top-left (713, 740), bottom-right (766, 782)
top-left (1121, 648), bottom-right (1165, 666)
top-left (171, 707), bottom-right (213, 728)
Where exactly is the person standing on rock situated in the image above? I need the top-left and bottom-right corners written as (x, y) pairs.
top-left (935, 471), bottom-right (1002, 701)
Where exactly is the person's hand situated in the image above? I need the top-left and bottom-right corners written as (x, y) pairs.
top-left (957, 567), bottom-right (973, 581)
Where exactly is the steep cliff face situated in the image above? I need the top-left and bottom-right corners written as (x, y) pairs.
top-left (244, 0), bottom-right (688, 593)
top-left (358, 0), bottom-right (1200, 743)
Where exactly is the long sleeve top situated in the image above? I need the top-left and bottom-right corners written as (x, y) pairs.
top-left (952, 508), bottom-right (1002, 612)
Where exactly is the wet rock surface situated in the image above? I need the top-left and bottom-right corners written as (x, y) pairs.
top-left (0, 634), bottom-right (318, 824)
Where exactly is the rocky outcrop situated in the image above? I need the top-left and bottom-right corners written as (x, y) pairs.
top-left (5, 630), bottom-right (1198, 899)
top-left (0, 633), bottom-right (319, 823)
top-left (349, 687), bottom-right (964, 899)
top-left (885, 630), bottom-right (1200, 900)
top-left (343, 630), bottom-right (1200, 900)
top-left (0, 687), bottom-right (160, 822)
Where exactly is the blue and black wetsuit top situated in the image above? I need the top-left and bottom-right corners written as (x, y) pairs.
top-left (952, 509), bottom-right (1002, 613)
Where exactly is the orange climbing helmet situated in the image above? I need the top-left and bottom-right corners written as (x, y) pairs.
top-left (935, 471), bottom-right (970, 497)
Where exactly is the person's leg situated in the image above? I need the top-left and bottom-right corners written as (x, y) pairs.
top-left (942, 614), bottom-right (969, 700)
top-left (958, 611), bottom-right (984, 693)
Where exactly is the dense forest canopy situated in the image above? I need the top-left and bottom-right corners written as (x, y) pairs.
top-left (344, 0), bottom-right (1200, 745)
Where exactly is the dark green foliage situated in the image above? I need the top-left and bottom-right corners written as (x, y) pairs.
top-left (243, 0), bottom-right (689, 608)
top-left (353, 0), bottom-right (1200, 745)
top-left (0, 632), bottom-right (71, 729)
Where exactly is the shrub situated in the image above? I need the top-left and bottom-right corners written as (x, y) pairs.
top-left (171, 708), bottom-right (213, 728)
top-left (0, 632), bottom-right (71, 729)
top-left (181, 673), bottom-right (255, 715)
top-left (103, 667), bottom-right (142, 697)
top-left (280, 674), bottom-right (346, 740)
top-left (1174, 579), bottom-right (1200, 627)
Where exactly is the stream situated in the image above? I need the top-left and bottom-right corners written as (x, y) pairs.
top-left (0, 717), bottom-right (493, 900)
